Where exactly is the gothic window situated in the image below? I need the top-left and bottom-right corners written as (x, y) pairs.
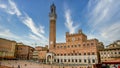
top-left (75, 59), bottom-right (77, 62)
top-left (68, 45), bottom-right (70, 48)
top-left (84, 53), bottom-right (86, 55)
top-left (64, 59), bottom-right (66, 62)
top-left (88, 52), bottom-right (90, 55)
top-left (79, 59), bottom-right (81, 62)
top-left (75, 53), bottom-right (77, 56)
top-left (68, 59), bottom-right (70, 62)
top-left (84, 59), bottom-right (86, 63)
top-left (92, 59), bottom-right (95, 63)
top-left (83, 44), bottom-right (85, 46)
top-left (87, 43), bottom-right (89, 46)
top-left (54, 59), bottom-right (56, 62)
top-left (111, 52), bottom-right (113, 54)
top-left (115, 52), bottom-right (117, 54)
top-left (71, 53), bottom-right (73, 56)
top-left (61, 59), bottom-right (63, 62)
top-left (91, 43), bottom-right (94, 45)
top-left (92, 52), bottom-right (95, 55)
top-left (104, 52), bottom-right (106, 54)
top-left (79, 53), bottom-right (81, 55)
top-left (57, 59), bottom-right (59, 63)
top-left (78, 44), bottom-right (81, 47)
top-left (119, 52), bottom-right (120, 54)
top-left (64, 46), bottom-right (66, 48)
top-left (72, 59), bottom-right (74, 62)
top-left (75, 45), bottom-right (77, 47)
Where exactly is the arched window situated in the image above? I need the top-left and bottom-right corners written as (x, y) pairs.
top-left (92, 59), bottom-right (95, 63)
top-left (88, 52), bottom-right (90, 55)
top-left (79, 53), bottom-right (81, 55)
top-left (84, 53), bottom-right (86, 55)
top-left (79, 59), bottom-right (81, 62)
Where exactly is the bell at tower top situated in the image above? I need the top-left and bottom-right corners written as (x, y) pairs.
top-left (50, 3), bottom-right (56, 14)
top-left (49, 3), bottom-right (57, 20)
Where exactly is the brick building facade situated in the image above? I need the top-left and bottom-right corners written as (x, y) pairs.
top-left (16, 43), bottom-right (34, 60)
top-left (100, 40), bottom-right (120, 62)
top-left (0, 38), bottom-right (16, 59)
top-left (33, 46), bottom-right (48, 63)
top-left (0, 38), bottom-right (34, 60)
top-left (45, 3), bottom-right (104, 68)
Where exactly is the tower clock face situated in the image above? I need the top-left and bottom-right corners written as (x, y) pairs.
top-left (50, 41), bottom-right (53, 44)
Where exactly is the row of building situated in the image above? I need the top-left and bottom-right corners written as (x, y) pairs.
top-left (33, 3), bottom-right (120, 68)
top-left (0, 3), bottom-right (120, 68)
top-left (0, 38), bottom-right (34, 60)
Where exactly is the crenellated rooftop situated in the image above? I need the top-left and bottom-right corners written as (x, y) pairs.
top-left (66, 29), bottom-right (87, 37)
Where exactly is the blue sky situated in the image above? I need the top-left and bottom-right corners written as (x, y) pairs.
top-left (0, 0), bottom-right (120, 47)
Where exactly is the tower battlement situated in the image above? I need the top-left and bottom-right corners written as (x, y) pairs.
top-left (66, 29), bottom-right (86, 37)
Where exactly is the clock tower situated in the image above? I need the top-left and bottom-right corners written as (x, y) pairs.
top-left (49, 3), bottom-right (57, 49)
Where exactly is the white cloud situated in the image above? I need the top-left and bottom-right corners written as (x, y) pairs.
top-left (0, 26), bottom-right (31, 45)
top-left (0, 0), bottom-right (48, 46)
top-left (0, 4), bottom-right (7, 8)
top-left (0, 0), bottom-right (21, 16)
top-left (8, 0), bottom-right (21, 16)
top-left (0, 29), bottom-right (19, 39)
top-left (64, 9), bottom-right (79, 34)
top-left (21, 14), bottom-right (46, 40)
top-left (87, 0), bottom-right (120, 45)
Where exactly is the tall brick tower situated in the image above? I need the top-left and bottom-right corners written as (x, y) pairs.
top-left (49, 3), bottom-right (57, 49)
